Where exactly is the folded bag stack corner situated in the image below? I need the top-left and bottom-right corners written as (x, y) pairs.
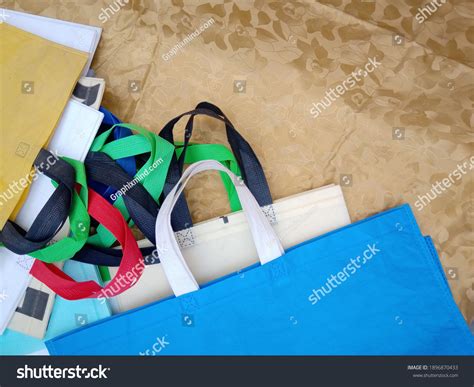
top-left (0, 9), bottom-right (116, 348)
top-left (0, 6), bottom-right (106, 342)
top-left (45, 161), bottom-right (474, 355)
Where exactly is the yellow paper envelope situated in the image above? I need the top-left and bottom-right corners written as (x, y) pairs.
top-left (0, 23), bottom-right (88, 228)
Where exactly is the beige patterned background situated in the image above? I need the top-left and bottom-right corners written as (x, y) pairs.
top-left (3, 0), bottom-right (473, 325)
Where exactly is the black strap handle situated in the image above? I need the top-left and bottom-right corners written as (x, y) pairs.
top-left (72, 245), bottom-right (157, 266)
top-left (71, 151), bottom-right (159, 267)
top-left (85, 151), bottom-right (158, 244)
top-left (0, 149), bottom-right (75, 254)
top-left (160, 101), bottom-right (272, 231)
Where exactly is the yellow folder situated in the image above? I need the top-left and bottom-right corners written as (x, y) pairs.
top-left (0, 23), bottom-right (88, 228)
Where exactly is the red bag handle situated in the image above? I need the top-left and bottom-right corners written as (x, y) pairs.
top-left (30, 188), bottom-right (144, 300)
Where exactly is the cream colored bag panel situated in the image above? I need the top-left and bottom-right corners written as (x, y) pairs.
top-left (111, 184), bottom-right (350, 312)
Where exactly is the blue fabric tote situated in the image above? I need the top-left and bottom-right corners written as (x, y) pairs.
top-left (46, 161), bottom-right (473, 355)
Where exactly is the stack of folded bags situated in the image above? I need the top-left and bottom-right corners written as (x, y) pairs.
top-left (0, 9), bottom-right (472, 356)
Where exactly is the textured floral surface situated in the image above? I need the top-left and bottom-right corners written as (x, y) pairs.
top-left (4, 0), bottom-right (472, 324)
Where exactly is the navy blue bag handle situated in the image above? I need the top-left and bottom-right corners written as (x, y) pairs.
top-left (85, 151), bottom-right (158, 244)
top-left (73, 245), bottom-right (157, 266)
top-left (89, 107), bottom-right (137, 202)
top-left (160, 101), bottom-right (272, 231)
top-left (0, 149), bottom-right (75, 255)
top-left (71, 151), bottom-right (159, 267)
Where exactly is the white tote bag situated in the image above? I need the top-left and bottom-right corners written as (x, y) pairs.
top-left (110, 182), bottom-right (351, 312)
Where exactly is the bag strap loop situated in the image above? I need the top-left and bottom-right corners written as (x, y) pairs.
top-left (155, 160), bottom-right (283, 296)
top-left (160, 102), bottom-right (272, 231)
top-left (30, 187), bottom-right (144, 300)
top-left (0, 149), bottom-right (84, 257)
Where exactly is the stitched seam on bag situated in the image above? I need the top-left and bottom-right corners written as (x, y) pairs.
top-left (180, 294), bottom-right (199, 314)
top-left (262, 204), bottom-right (277, 224)
top-left (175, 228), bottom-right (195, 248)
top-left (269, 260), bottom-right (288, 281)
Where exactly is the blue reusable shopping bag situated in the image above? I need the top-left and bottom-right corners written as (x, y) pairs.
top-left (46, 162), bottom-right (473, 356)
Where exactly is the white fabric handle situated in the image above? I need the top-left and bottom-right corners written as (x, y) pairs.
top-left (155, 160), bottom-right (285, 296)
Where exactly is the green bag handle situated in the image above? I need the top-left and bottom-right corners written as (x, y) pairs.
top-left (102, 139), bottom-right (243, 210)
top-left (102, 137), bottom-right (242, 207)
top-left (176, 143), bottom-right (242, 212)
top-left (30, 157), bottom-right (90, 262)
